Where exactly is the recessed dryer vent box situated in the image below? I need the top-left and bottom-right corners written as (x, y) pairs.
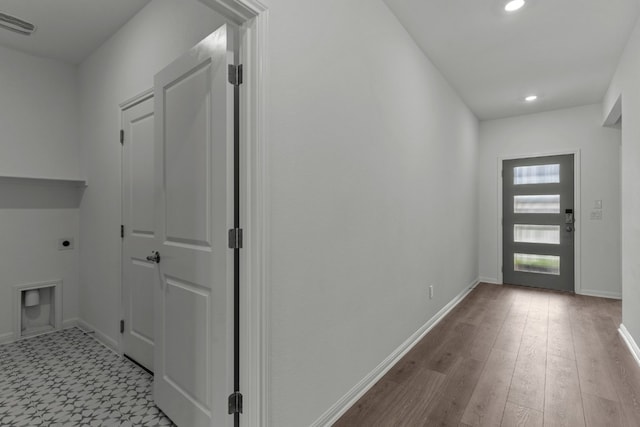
top-left (12, 280), bottom-right (62, 339)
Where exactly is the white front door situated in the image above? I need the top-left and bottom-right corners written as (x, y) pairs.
top-left (121, 93), bottom-right (155, 371)
top-left (152, 25), bottom-right (234, 427)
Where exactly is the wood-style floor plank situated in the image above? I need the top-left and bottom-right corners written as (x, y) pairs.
top-left (460, 348), bottom-right (517, 426)
top-left (422, 322), bottom-right (477, 375)
top-left (544, 354), bottom-right (585, 427)
top-left (383, 367), bottom-right (447, 427)
top-left (440, 356), bottom-right (485, 402)
top-left (492, 309), bottom-right (527, 354)
top-left (412, 357), bottom-right (485, 426)
top-left (501, 402), bottom-right (543, 427)
top-left (465, 320), bottom-right (501, 362)
top-left (418, 395), bottom-right (465, 427)
top-left (591, 320), bottom-right (640, 426)
top-left (582, 393), bottom-right (624, 427)
top-left (508, 333), bottom-right (547, 411)
top-left (547, 311), bottom-right (575, 361)
top-left (335, 284), bottom-right (639, 427)
top-left (333, 379), bottom-right (401, 426)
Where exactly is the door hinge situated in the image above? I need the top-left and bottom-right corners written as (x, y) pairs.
top-left (120, 319), bottom-right (124, 334)
top-left (228, 392), bottom-right (243, 415)
top-left (121, 225), bottom-right (124, 239)
top-left (228, 64), bottom-right (243, 86)
top-left (228, 228), bottom-right (243, 249)
top-left (120, 129), bottom-right (124, 145)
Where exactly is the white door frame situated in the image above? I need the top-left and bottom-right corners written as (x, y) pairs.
top-left (197, 2), bottom-right (269, 426)
top-left (496, 150), bottom-right (582, 294)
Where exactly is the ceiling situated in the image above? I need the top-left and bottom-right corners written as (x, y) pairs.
top-left (383, 0), bottom-right (640, 120)
top-left (0, 0), bottom-right (150, 64)
top-left (0, 1), bottom-right (637, 119)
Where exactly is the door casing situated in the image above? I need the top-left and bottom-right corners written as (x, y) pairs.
top-left (496, 150), bottom-right (582, 294)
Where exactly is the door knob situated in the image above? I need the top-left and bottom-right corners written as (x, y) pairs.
top-left (146, 251), bottom-right (161, 263)
top-left (566, 225), bottom-right (573, 232)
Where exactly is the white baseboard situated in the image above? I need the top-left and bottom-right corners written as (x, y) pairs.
top-left (0, 331), bottom-right (14, 345)
top-left (63, 318), bottom-right (79, 329)
top-left (576, 289), bottom-right (622, 300)
top-left (478, 277), bottom-right (502, 285)
top-left (77, 318), bottom-right (119, 353)
top-left (0, 317), bottom-right (119, 356)
top-left (0, 317), bottom-right (80, 346)
top-left (619, 324), bottom-right (640, 367)
top-left (310, 278), bottom-right (480, 427)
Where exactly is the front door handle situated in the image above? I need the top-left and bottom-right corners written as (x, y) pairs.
top-left (146, 251), bottom-right (161, 264)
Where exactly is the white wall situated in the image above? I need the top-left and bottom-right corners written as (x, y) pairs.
top-left (77, 0), bottom-right (229, 345)
top-left (0, 201), bottom-right (80, 341)
top-left (0, 45), bottom-right (81, 179)
top-left (263, 0), bottom-right (478, 425)
top-left (478, 104), bottom-right (621, 298)
top-left (604, 16), bottom-right (640, 344)
top-left (0, 45), bottom-right (81, 341)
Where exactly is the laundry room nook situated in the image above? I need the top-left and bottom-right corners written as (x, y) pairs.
top-left (0, 1), bottom-right (238, 425)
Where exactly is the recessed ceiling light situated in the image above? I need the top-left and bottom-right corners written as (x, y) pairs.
top-left (525, 95), bottom-right (538, 102)
top-left (505, 0), bottom-right (526, 12)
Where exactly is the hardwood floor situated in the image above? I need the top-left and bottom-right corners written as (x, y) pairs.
top-left (334, 283), bottom-right (640, 427)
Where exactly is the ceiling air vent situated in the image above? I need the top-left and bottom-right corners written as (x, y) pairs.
top-left (0, 12), bottom-right (36, 36)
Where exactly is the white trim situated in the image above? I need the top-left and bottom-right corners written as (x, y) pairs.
top-left (311, 278), bottom-right (480, 427)
top-left (478, 276), bottom-right (502, 285)
top-left (0, 317), bottom-right (79, 346)
top-left (576, 290), bottom-right (622, 300)
top-left (77, 318), bottom-right (119, 352)
top-left (119, 88), bottom-right (154, 110)
top-left (603, 94), bottom-right (622, 128)
top-left (0, 331), bottom-right (14, 345)
top-left (239, 9), bottom-right (271, 427)
top-left (619, 324), bottom-right (640, 367)
top-left (200, 0), bottom-right (264, 24)
top-left (63, 318), bottom-right (79, 329)
top-left (198, 2), bottom-right (270, 426)
top-left (496, 150), bottom-right (582, 293)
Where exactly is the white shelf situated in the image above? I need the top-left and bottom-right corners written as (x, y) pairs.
top-left (0, 174), bottom-right (87, 187)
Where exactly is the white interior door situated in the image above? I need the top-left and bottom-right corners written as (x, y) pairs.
top-left (122, 93), bottom-right (155, 371)
top-left (152, 25), bottom-right (234, 427)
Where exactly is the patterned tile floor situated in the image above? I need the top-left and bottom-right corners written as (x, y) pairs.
top-left (0, 328), bottom-right (174, 426)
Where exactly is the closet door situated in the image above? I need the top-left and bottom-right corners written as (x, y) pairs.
top-left (121, 93), bottom-right (155, 372)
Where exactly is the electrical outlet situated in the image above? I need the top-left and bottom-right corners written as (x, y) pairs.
top-left (429, 285), bottom-right (434, 299)
top-left (58, 238), bottom-right (74, 250)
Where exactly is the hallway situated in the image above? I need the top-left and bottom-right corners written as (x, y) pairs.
top-left (335, 283), bottom-right (638, 426)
